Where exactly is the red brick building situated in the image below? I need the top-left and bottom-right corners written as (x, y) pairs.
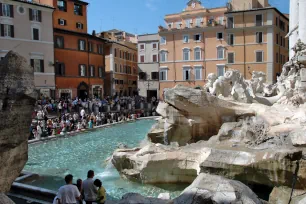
top-left (38, 0), bottom-right (105, 99)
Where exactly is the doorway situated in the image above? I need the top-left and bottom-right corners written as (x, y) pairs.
top-left (147, 90), bottom-right (157, 102)
top-left (77, 82), bottom-right (89, 100)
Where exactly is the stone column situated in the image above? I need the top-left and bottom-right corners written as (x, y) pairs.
top-left (299, 0), bottom-right (306, 45)
top-left (290, 0), bottom-right (299, 59)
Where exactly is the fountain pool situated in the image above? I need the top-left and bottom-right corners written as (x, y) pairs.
top-left (23, 119), bottom-right (187, 200)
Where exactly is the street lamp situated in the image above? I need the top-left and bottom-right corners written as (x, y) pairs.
top-left (144, 73), bottom-right (155, 102)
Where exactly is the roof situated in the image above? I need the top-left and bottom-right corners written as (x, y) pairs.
top-left (102, 29), bottom-right (136, 37)
top-left (54, 28), bottom-right (106, 42)
top-left (102, 38), bottom-right (137, 51)
top-left (165, 6), bottom-right (227, 17)
top-left (225, 7), bottom-right (289, 21)
top-left (11, 0), bottom-right (54, 9)
top-left (73, 0), bottom-right (89, 6)
top-left (138, 33), bottom-right (158, 37)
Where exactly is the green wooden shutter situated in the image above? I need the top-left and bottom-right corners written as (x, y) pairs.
top-left (10, 5), bottom-right (13, 18)
top-left (29, 9), bottom-right (32, 21)
top-left (40, 60), bottom-right (44, 72)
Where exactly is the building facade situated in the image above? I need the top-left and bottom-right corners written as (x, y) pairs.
top-left (158, 0), bottom-right (289, 99)
top-left (137, 33), bottom-right (159, 100)
top-left (38, 0), bottom-right (105, 99)
top-left (100, 29), bottom-right (138, 44)
top-left (104, 40), bottom-right (138, 97)
top-left (0, 0), bottom-right (55, 97)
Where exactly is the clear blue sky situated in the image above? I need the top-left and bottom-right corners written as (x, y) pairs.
top-left (86, 0), bottom-right (289, 35)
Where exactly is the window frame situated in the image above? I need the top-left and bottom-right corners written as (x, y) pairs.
top-left (74, 3), bottom-right (82, 16)
top-left (182, 48), bottom-right (190, 61)
top-left (255, 50), bottom-right (264, 62)
top-left (57, 0), bottom-right (67, 12)
top-left (255, 14), bottom-right (263, 26)
top-left (227, 52), bottom-right (235, 64)
top-left (183, 35), bottom-right (189, 43)
top-left (217, 46), bottom-right (225, 59)
top-left (32, 27), bottom-right (40, 41)
top-left (195, 17), bottom-right (202, 27)
top-left (2, 4), bottom-right (11, 17)
top-left (59, 19), bottom-right (66, 26)
top-left (217, 65), bottom-right (225, 77)
top-left (160, 36), bottom-right (166, 45)
top-left (216, 32), bottom-right (223, 40)
top-left (55, 36), bottom-right (64, 48)
top-left (183, 66), bottom-right (191, 81)
top-left (1, 24), bottom-right (13, 38)
top-left (194, 66), bottom-right (202, 80)
top-left (194, 34), bottom-right (201, 42)
top-left (152, 42), bottom-right (158, 49)
top-left (160, 50), bottom-right (167, 62)
top-left (152, 54), bottom-right (158, 62)
top-left (80, 64), bottom-right (86, 76)
top-left (159, 68), bottom-right (168, 81)
top-left (79, 39), bottom-right (86, 51)
top-left (227, 16), bottom-right (234, 28)
top-left (227, 33), bottom-right (234, 45)
top-left (194, 47), bottom-right (201, 60)
top-left (139, 54), bottom-right (145, 63)
top-left (256, 32), bottom-right (263, 44)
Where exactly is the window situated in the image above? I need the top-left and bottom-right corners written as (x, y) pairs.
top-left (218, 16), bottom-right (224, 25)
top-left (185, 19), bottom-right (191, 28)
top-left (74, 4), bottom-right (82, 16)
top-left (227, 17), bottom-right (234, 28)
top-left (79, 65), bottom-right (86, 76)
top-left (183, 48), bottom-right (190, 61)
top-left (228, 52), bottom-right (234, 64)
top-left (276, 17), bottom-right (278, 26)
top-left (280, 36), bottom-right (284, 46)
top-left (176, 22), bottom-right (181, 29)
top-left (88, 42), bottom-right (93, 52)
top-left (152, 54), bottom-right (158, 62)
top-left (98, 67), bottom-right (103, 78)
top-left (256, 32), bottom-right (263, 43)
top-left (160, 69), bottom-right (167, 81)
top-left (55, 36), bottom-right (64, 48)
top-left (57, 0), bottom-right (67, 11)
top-left (256, 51), bottom-right (263, 62)
top-left (276, 53), bottom-right (279, 63)
top-left (58, 19), bottom-right (66, 26)
top-left (1, 4), bottom-right (13, 17)
top-left (31, 59), bottom-right (44, 73)
top-left (33, 28), bottom-right (39, 40)
top-left (79, 40), bottom-right (86, 51)
top-left (283, 38), bottom-right (285, 47)
top-left (160, 36), bottom-right (166, 45)
top-left (0, 24), bottom-right (14, 38)
top-left (279, 20), bottom-right (285, 31)
top-left (217, 46), bottom-right (224, 59)
top-left (195, 18), bottom-right (202, 27)
top-left (151, 72), bottom-right (159, 80)
top-left (56, 62), bottom-right (65, 76)
top-left (280, 54), bottom-right (282, 64)
top-left (139, 72), bottom-right (146, 80)
top-left (183, 35), bottom-right (189, 43)
top-left (97, 44), bottom-right (103, 54)
top-left (140, 55), bottom-right (145, 63)
top-left (119, 50), bottom-right (122, 58)
top-left (194, 66), bottom-right (202, 80)
top-left (160, 51), bottom-right (167, 62)
top-left (76, 22), bottom-right (83, 29)
top-left (183, 67), bottom-right (191, 81)
top-left (90, 65), bottom-right (95, 77)
top-left (217, 32), bottom-right (223, 40)
top-left (217, 65), bottom-right (225, 77)
top-left (120, 65), bottom-right (122, 73)
top-left (194, 47), bottom-right (201, 60)
top-left (276, 34), bottom-right (279, 44)
top-left (152, 43), bottom-right (157, 49)
top-left (256, 14), bottom-right (263, 26)
top-left (133, 67), bottom-right (137, 75)
top-left (115, 64), bottom-right (118, 72)
top-left (227, 33), bottom-right (234, 45)
top-left (194, 34), bottom-right (201, 42)
top-left (30, 9), bottom-right (41, 22)
top-left (139, 44), bottom-right (145, 50)
top-left (114, 48), bottom-right (117, 57)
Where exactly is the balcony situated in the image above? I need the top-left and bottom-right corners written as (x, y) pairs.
top-left (158, 21), bottom-right (225, 33)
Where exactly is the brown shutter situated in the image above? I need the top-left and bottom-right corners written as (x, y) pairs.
top-left (10, 25), bottom-right (14, 38)
top-left (40, 60), bottom-right (44, 72)
top-left (10, 5), bottom-right (13, 18)
top-left (62, 63), bottom-right (65, 75)
top-left (38, 10), bottom-right (42, 22)
top-left (78, 65), bottom-right (81, 76)
top-left (78, 39), bottom-right (80, 50)
top-left (81, 23), bottom-right (83, 29)
top-left (0, 3), bottom-right (2, 16)
top-left (0, 24), bottom-right (4, 36)
top-left (76, 22), bottom-right (78, 28)
top-left (93, 66), bottom-right (95, 77)
top-left (84, 65), bottom-right (87, 76)
top-left (64, 19), bottom-right (67, 25)
top-left (84, 40), bottom-right (86, 50)
top-left (58, 19), bottom-right (60, 25)
top-left (29, 9), bottom-right (32, 21)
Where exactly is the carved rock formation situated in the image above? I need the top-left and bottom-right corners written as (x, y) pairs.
top-left (0, 51), bottom-right (36, 195)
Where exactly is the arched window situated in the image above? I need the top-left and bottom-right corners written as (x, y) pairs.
top-left (194, 47), bottom-right (201, 60)
top-left (183, 48), bottom-right (190, 61)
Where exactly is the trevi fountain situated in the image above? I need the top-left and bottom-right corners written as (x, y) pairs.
top-left (2, 0), bottom-right (306, 203)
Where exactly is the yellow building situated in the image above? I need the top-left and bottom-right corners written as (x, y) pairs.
top-left (158, 0), bottom-right (289, 99)
top-left (103, 40), bottom-right (138, 97)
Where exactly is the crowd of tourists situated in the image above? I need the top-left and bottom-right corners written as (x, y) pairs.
top-left (54, 170), bottom-right (105, 204)
top-left (29, 95), bottom-right (158, 140)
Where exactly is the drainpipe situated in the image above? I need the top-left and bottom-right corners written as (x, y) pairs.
top-left (87, 36), bottom-right (90, 98)
top-left (243, 11), bottom-right (246, 78)
top-left (173, 33), bottom-right (176, 83)
top-left (102, 41), bottom-right (106, 97)
top-left (203, 31), bottom-right (206, 82)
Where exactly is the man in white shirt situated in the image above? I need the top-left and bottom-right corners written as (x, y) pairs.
top-left (80, 108), bottom-right (85, 119)
top-left (56, 174), bottom-right (81, 204)
top-left (82, 170), bottom-right (97, 204)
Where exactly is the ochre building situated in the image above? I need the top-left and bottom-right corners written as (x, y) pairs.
top-left (158, 0), bottom-right (289, 99)
top-left (38, 0), bottom-right (105, 99)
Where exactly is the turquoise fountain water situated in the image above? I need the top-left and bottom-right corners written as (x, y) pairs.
top-left (24, 120), bottom-right (187, 200)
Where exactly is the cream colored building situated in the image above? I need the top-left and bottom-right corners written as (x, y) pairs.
top-left (0, 0), bottom-right (55, 97)
top-left (158, 0), bottom-right (289, 99)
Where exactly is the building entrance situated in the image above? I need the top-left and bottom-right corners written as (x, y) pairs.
top-left (77, 82), bottom-right (89, 100)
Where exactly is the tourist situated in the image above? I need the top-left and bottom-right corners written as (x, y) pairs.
top-left (76, 179), bottom-right (84, 204)
top-left (93, 179), bottom-right (106, 204)
top-left (80, 108), bottom-right (86, 120)
top-left (88, 119), bottom-right (93, 129)
top-left (56, 174), bottom-right (81, 204)
top-left (82, 170), bottom-right (97, 204)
